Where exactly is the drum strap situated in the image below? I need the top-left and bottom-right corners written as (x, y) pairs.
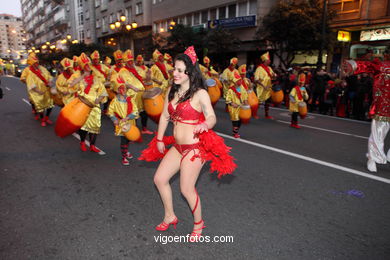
top-left (294, 86), bottom-right (303, 100)
top-left (92, 64), bottom-right (107, 78)
top-left (84, 74), bottom-right (94, 94)
top-left (230, 86), bottom-right (241, 100)
top-left (114, 97), bottom-right (133, 118)
top-left (155, 62), bottom-right (169, 80)
top-left (29, 66), bottom-right (49, 86)
top-left (125, 66), bottom-right (145, 87)
top-left (259, 64), bottom-right (273, 79)
top-left (63, 71), bottom-right (72, 80)
top-left (242, 77), bottom-right (248, 90)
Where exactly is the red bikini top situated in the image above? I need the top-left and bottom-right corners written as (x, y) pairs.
top-left (168, 99), bottom-right (204, 124)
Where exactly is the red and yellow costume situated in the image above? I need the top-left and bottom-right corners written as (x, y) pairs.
top-left (254, 52), bottom-right (275, 102)
top-left (199, 56), bottom-right (218, 80)
top-left (221, 57), bottom-right (239, 98)
top-left (225, 72), bottom-right (249, 121)
top-left (119, 50), bottom-right (145, 112)
top-left (56, 58), bottom-right (76, 105)
top-left (76, 53), bottom-right (108, 134)
top-left (107, 74), bottom-right (139, 136)
top-left (151, 49), bottom-right (170, 95)
top-left (23, 53), bottom-right (54, 113)
top-left (90, 50), bottom-right (110, 84)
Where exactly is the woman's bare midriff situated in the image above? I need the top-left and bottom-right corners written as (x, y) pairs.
top-left (172, 121), bottom-right (200, 145)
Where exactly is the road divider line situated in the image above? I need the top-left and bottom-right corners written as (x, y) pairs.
top-left (72, 133), bottom-right (106, 156)
top-left (21, 98), bottom-right (106, 156)
top-left (217, 132), bottom-right (390, 185)
top-left (270, 106), bottom-right (371, 124)
top-left (277, 120), bottom-right (368, 140)
top-left (6, 87), bottom-right (11, 91)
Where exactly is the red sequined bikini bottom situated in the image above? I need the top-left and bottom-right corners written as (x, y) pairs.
top-left (173, 142), bottom-right (201, 163)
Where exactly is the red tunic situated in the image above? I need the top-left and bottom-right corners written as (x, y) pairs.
top-left (353, 60), bottom-right (390, 122)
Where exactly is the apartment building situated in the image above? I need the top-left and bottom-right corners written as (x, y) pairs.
top-left (151, 0), bottom-right (276, 64)
top-left (0, 14), bottom-right (27, 60)
top-left (89, 0), bottom-right (152, 54)
top-left (21, 0), bottom-right (69, 51)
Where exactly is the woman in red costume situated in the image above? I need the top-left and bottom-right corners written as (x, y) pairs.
top-left (139, 46), bottom-right (236, 242)
top-left (344, 58), bottom-right (390, 172)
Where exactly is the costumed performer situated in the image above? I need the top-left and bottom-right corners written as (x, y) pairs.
top-left (139, 46), bottom-right (236, 242)
top-left (107, 74), bottom-right (139, 165)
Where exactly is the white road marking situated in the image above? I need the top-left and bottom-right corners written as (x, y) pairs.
top-left (21, 98), bottom-right (106, 156)
top-left (217, 132), bottom-right (390, 185)
top-left (277, 120), bottom-right (368, 140)
top-left (72, 134), bottom-right (106, 156)
top-left (5, 87), bottom-right (11, 91)
top-left (270, 106), bottom-right (371, 124)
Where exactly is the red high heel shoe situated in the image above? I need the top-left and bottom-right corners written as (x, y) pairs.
top-left (155, 217), bottom-right (178, 231)
top-left (189, 219), bottom-right (206, 242)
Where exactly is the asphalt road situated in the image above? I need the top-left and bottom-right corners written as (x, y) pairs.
top-left (1, 76), bottom-right (389, 259)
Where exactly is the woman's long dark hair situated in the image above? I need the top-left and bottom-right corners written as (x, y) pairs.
top-left (168, 53), bottom-right (206, 103)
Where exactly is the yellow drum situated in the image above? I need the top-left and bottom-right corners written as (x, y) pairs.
top-left (298, 102), bottom-right (307, 119)
top-left (206, 78), bottom-right (221, 106)
top-left (55, 96), bottom-right (93, 137)
top-left (214, 77), bottom-right (223, 91)
top-left (247, 89), bottom-right (259, 117)
top-left (239, 104), bottom-right (251, 124)
top-left (50, 87), bottom-right (64, 107)
top-left (122, 123), bottom-right (142, 142)
top-left (142, 87), bottom-right (164, 123)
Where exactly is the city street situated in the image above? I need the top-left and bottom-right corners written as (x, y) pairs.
top-left (1, 75), bottom-right (389, 259)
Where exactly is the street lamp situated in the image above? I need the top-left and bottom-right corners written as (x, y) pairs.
top-left (66, 34), bottom-right (72, 40)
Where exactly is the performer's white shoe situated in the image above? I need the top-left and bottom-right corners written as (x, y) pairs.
top-left (367, 159), bottom-right (377, 172)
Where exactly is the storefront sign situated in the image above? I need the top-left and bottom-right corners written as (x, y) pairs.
top-left (208, 15), bottom-right (256, 29)
top-left (337, 31), bottom-right (351, 42)
top-left (360, 28), bottom-right (390, 41)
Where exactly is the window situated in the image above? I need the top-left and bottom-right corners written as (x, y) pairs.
top-left (186, 14), bottom-right (192, 25)
top-left (219, 6), bottom-right (226, 19)
top-left (193, 12), bottom-right (200, 25)
top-left (135, 2), bottom-right (143, 14)
top-left (109, 13), bottom-right (114, 23)
top-left (86, 29), bottom-right (90, 38)
top-left (78, 29), bottom-right (84, 42)
top-left (77, 0), bottom-right (83, 7)
top-left (96, 19), bottom-right (100, 28)
top-left (201, 10), bottom-right (208, 23)
top-left (95, 0), bottom-right (100, 7)
top-left (125, 7), bottom-right (132, 20)
top-left (78, 12), bottom-right (84, 25)
top-left (102, 16), bottom-right (107, 32)
top-left (228, 4), bottom-right (236, 18)
top-left (210, 9), bottom-right (216, 20)
top-left (239, 2), bottom-right (247, 16)
top-left (249, 0), bottom-right (257, 15)
top-left (85, 9), bottom-right (89, 19)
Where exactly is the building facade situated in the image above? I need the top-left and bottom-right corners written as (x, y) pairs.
top-left (328, 0), bottom-right (390, 72)
top-left (151, 0), bottom-right (276, 65)
top-left (21, 0), bottom-right (70, 52)
top-left (0, 14), bottom-right (27, 60)
top-left (87, 0), bottom-right (152, 55)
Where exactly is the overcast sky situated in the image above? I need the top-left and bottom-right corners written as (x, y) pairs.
top-left (0, 1), bottom-right (22, 17)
